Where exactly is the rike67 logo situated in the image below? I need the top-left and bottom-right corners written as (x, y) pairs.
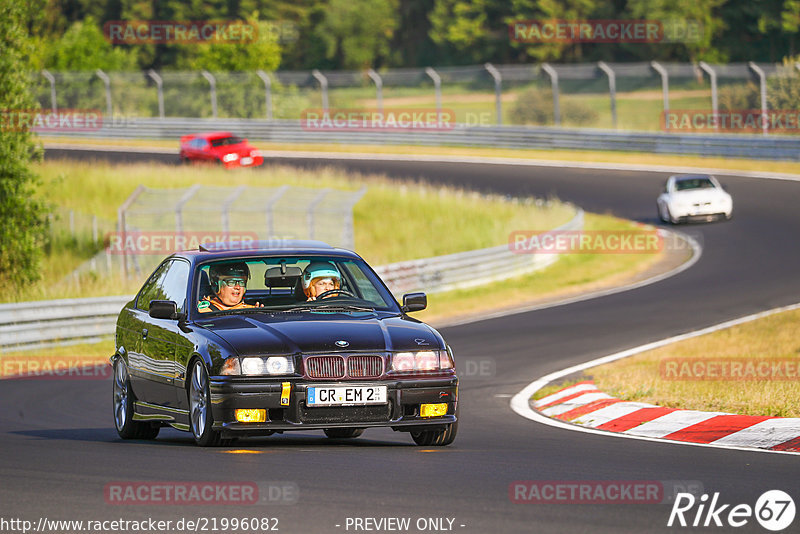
top-left (668, 490), bottom-right (795, 531)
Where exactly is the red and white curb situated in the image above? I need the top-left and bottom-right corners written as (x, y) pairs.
top-left (511, 302), bottom-right (800, 456)
top-left (534, 381), bottom-right (800, 452)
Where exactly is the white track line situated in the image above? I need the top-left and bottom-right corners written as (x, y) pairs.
top-left (510, 302), bottom-right (800, 456)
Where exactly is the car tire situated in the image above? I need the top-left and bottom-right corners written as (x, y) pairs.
top-left (657, 202), bottom-right (668, 223)
top-left (323, 428), bottom-right (365, 439)
top-left (410, 408), bottom-right (458, 446)
top-left (113, 358), bottom-right (160, 440)
top-left (188, 360), bottom-right (227, 447)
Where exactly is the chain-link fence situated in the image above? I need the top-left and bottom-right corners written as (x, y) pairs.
top-left (72, 185), bottom-right (366, 279)
top-left (31, 61), bottom-right (800, 132)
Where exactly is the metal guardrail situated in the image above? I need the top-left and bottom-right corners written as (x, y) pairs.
top-left (0, 209), bottom-right (582, 350)
top-left (46, 118), bottom-right (800, 160)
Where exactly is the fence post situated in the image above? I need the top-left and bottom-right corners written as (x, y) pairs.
top-left (264, 185), bottom-right (289, 237)
top-left (541, 63), bottom-right (560, 126)
top-left (307, 189), bottom-right (330, 240)
top-left (597, 62), bottom-right (617, 129)
top-left (95, 69), bottom-right (113, 118)
top-left (118, 185), bottom-right (146, 278)
top-left (312, 69), bottom-right (329, 113)
top-left (221, 186), bottom-right (246, 234)
top-left (748, 62), bottom-right (768, 136)
top-left (42, 70), bottom-right (57, 112)
top-left (650, 61), bottom-right (670, 130)
top-left (146, 69), bottom-right (164, 119)
top-left (343, 187), bottom-right (367, 250)
top-left (484, 63), bottom-right (502, 126)
top-left (425, 67), bottom-right (442, 123)
top-left (256, 70), bottom-right (273, 120)
top-left (175, 185), bottom-right (201, 235)
top-left (698, 62), bottom-right (718, 130)
top-left (367, 69), bottom-right (383, 114)
top-left (201, 70), bottom-right (218, 119)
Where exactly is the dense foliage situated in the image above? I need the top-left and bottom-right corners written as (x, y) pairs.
top-left (0, 0), bottom-right (49, 286)
top-left (32, 0), bottom-right (800, 71)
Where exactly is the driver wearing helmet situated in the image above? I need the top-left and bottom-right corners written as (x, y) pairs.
top-left (303, 261), bottom-right (342, 301)
top-left (198, 261), bottom-right (262, 313)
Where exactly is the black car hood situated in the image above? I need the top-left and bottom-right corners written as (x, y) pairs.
top-left (196, 311), bottom-right (442, 355)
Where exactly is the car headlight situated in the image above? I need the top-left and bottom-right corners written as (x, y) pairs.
top-left (390, 350), bottom-right (453, 372)
top-left (222, 153), bottom-right (239, 162)
top-left (222, 356), bottom-right (295, 376)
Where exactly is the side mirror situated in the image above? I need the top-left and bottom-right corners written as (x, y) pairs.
top-left (402, 292), bottom-right (427, 313)
top-left (149, 300), bottom-right (179, 320)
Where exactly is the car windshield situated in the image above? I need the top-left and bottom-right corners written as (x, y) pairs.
top-left (210, 136), bottom-right (244, 147)
top-left (195, 256), bottom-right (398, 314)
top-left (675, 177), bottom-right (715, 191)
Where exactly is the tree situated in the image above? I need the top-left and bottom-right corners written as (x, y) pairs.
top-left (314, 0), bottom-right (399, 69)
top-left (0, 0), bottom-right (49, 287)
top-left (45, 16), bottom-right (137, 71)
top-left (192, 15), bottom-right (282, 71)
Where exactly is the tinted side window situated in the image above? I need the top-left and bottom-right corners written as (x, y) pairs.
top-left (136, 261), bottom-right (171, 312)
top-left (160, 260), bottom-right (190, 313)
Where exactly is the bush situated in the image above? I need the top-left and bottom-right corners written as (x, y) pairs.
top-left (510, 88), bottom-right (598, 126)
top-left (717, 82), bottom-right (760, 111)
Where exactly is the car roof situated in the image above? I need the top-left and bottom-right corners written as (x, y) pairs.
top-left (173, 239), bottom-right (361, 263)
top-left (672, 174), bottom-right (713, 181)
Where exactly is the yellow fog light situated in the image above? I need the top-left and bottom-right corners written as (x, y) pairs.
top-left (420, 403), bottom-right (448, 418)
top-left (281, 382), bottom-right (291, 406)
top-left (235, 409), bottom-right (266, 423)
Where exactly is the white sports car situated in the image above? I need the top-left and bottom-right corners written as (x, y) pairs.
top-left (657, 174), bottom-right (732, 224)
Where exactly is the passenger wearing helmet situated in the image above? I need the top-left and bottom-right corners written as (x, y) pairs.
top-left (198, 261), bottom-right (262, 313)
top-left (303, 261), bottom-right (342, 301)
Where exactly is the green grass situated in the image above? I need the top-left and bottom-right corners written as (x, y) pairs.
top-left (14, 159), bottom-right (574, 303)
top-left (415, 213), bottom-right (664, 323)
top-left (575, 308), bottom-right (800, 418)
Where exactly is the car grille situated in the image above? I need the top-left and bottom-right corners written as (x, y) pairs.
top-left (304, 354), bottom-right (384, 379)
top-left (300, 403), bottom-right (393, 424)
top-left (306, 356), bottom-right (345, 379)
top-left (348, 355), bottom-right (383, 378)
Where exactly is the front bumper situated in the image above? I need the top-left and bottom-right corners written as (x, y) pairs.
top-left (209, 376), bottom-right (458, 436)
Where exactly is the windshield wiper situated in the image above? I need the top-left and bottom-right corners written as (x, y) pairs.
top-left (278, 303), bottom-right (375, 313)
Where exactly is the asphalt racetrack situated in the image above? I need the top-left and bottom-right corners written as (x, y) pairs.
top-left (2, 147), bottom-right (799, 533)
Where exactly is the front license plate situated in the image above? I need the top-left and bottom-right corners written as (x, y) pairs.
top-left (241, 157), bottom-right (253, 165)
top-left (307, 385), bottom-right (387, 406)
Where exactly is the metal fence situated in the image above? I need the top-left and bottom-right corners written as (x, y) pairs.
top-left (31, 61), bottom-right (798, 132)
top-left (0, 209), bottom-right (582, 350)
top-left (76, 184), bottom-right (366, 279)
top-left (44, 118), bottom-right (800, 160)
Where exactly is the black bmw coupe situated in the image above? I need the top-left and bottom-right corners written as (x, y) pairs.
top-left (111, 240), bottom-right (458, 446)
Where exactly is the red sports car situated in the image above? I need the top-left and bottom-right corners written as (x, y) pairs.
top-left (179, 132), bottom-right (264, 168)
